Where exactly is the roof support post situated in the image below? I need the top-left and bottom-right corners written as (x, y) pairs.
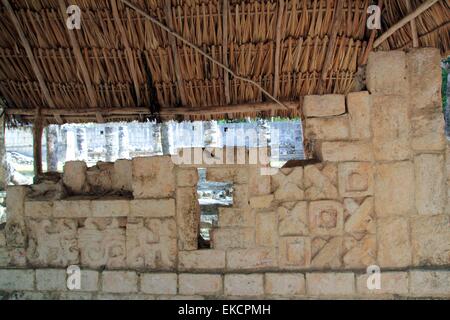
top-left (33, 116), bottom-right (44, 180)
top-left (0, 110), bottom-right (7, 190)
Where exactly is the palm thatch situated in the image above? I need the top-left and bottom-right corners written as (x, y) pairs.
top-left (0, 0), bottom-right (448, 125)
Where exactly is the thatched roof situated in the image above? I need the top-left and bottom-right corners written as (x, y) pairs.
top-left (0, 0), bottom-right (449, 125)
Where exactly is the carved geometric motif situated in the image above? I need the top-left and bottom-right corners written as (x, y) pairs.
top-left (338, 162), bottom-right (374, 197)
top-left (309, 201), bottom-right (344, 236)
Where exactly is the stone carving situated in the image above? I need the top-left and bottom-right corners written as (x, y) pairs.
top-left (272, 168), bottom-right (304, 202)
top-left (343, 235), bottom-right (376, 268)
top-left (309, 201), bottom-right (343, 236)
top-left (132, 157), bottom-right (175, 199)
top-left (311, 236), bottom-right (342, 268)
top-left (5, 219), bottom-right (27, 248)
top-left (338, 162), bottom-right (373, 197)
top-left (26, 219), bottom-right (78, 267)
top-left (304, 164), bottom-right (338, 200)
top-left (278, 236), bottom-right (311, 268)
top-left (78, 218), bottom-right (126, 269)
top-left (344, 197), bottom-right (375, 234)
top-left (278, 202), bottom-right (308, 236)
top-left (126, 217), bottom-right (177, 270)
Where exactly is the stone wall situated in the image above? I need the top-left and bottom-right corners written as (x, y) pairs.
top-left (0, 48), bottom-right (449, 299)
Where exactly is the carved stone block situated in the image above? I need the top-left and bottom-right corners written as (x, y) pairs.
top-left (278, 236), bottom-right (311, 269)
top-left (309, 201), bottom-right (344, 236)
top-left (304, 164), bottom-right (338, 200)
top-left (338, 162), bottom-right (374, 198)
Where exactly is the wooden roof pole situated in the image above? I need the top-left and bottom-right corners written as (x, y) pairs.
top-left (222, 0), bottom-right (230, 105)
top-left (273, 0), bottom-right (284, 99)
top-left (406, 0), bottom-right (419, 48)
top-left (2, 0), bottom-right (56, 110)
top-left (33, 116), bottom-right (44, 177)
top-left (111, 0), bottom-right (141, 106)
top-left (164, 0), bottom-right (187, 106)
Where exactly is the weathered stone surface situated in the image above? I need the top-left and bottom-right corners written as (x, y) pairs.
top-left (309, 201), bottom-right (344, 236)
top-left (26, 219), bottom-right (79, 267)
top-left (179, 274), bottom-right (223, 295)
top-left (176, 168), bottom-right (199, 187)
top-left (279, 236), bottom-right (311, 268)
top-left (132, 156), bottom-right (175, 199)
top-left (303, 94), bottom-right (345, 117)
top-left (248, 168), bottom-right (271, 196)
top-left (255, 212), bottom-right (278, 247)
top-left (356, 272), bottom-right (408, 295)
top-left (414, 154), bottom-right (446, 216)
top-left (367, 51), bottom-right (407, 95)
top-left (347, 91), bottom-right (371, 139)
top-left (86, 162), bottom-right (114, 193)
top-left (92, 199), bottom-right (130, 217)
top-left (306, 273), bottom-right (355, 296)
top-left (36, 269), bottom-right (66, 291)
top-left (304, 164), bottom-right (338, 200)
top-left (227, 248), bottom-right (277, 270)
top-left (272, 168), bottom-right (304, 202)
top-left (80, 270), bottom-right (99, 292)
top-left (102, 271), bottom-right (138, 293)
top-left (343, 235), bottom-right (376, 268)
top-left (265, 273), bottom-right (305, 296)
top-left (141, 273), bottom-right (177, 295)
top-left (113, 160), bottom-right (132, 191)
top-left (206, 167), bottom-right (249, 184)
top-left (218, 208), bottom-right (254, 227)
top-left (53, 200), bottom-right (91, 218)
top-left (0, 269), bottom-right (34, 291)
top-left (78, 218), bottom-right (126, 269)
top-left (24, 201), bottom-right (53, 218)
top-left (305, 116), bottom-right (349, 141)
top-left (311, 237), bottom-right (342, 269)
top-left (249, 195), bottom-right (274, 209)
top-left (411, 215), bottom-right (450, 266)
top-left (176, 187), bottom-right (200, 251)
top-left (212, 228), bottom-right (254, 250)
top-left (6, 186), bottom-right (27, 220)
top-left (410, 271), bottom-right (450, 296)
top-left (320, 142), bottom-right (373, 162)
top-left (411, 111), bottom-right (446, 152)
top-left (130, 199), bottom-right (175, 218)
top-left (278, 202), bottom-right (308, 236)
top-left (377, 217), bottom-right (411, 268)
top-left (344, 197), bottom-right (375, 234)
top-left (126, 217), bottom-right (177, 270)
top-left (224, 274), bottom-right (264, 296)
top-left (232, 184), bottom-right (249, 208)
top-left (374, 162), bottom-right (415, 217)
top-left (372, 95), bottom-right (411, 161)
top-left (178, 250), bottom-right (226, 270)
top-left (338, 162), bottom-right (374, 198)
top-left (63, 161), bottom-right (88, 194)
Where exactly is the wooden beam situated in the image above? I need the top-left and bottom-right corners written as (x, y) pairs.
top-left (111, 0), bottom-right (141, 106)
top-left (2, 0), bottom-right (56, 110)
top-left (54, 114), bottom-right (63, 124)
top-left (33, 117), bottom-right (44, 177)
top-left (273, 0), bottom-right (284, 98)
top-left (361, 0), bottom-right (383, 65)
top-left (222, 0), bottom-right (230, 105)
top-left (406, 0), bottom-right (419, 48)
top-left (96, 112), bottom-right (105, 123)
top-left (373, 0), bottom-right (440, 49)
top-left (164, 0), bottom-right (187, 106)
top-left (58, 0), bottom-right (97, 108)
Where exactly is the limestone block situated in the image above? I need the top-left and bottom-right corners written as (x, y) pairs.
top-left (58, 292), bottom-right (94, 300)
top-left (411, 215), bottom-right (450, 266)
top-left (206, 167), bottom-right (249, 184)
top-left (78, 218), bottom-right (126, 269)
top-left (309, 201), bottom-right (344, 236)
top-left (377, 217), bottom-right (411, 268)
top-left (63, 161), bottom-right (88, 194)
top-left (278, 236), bottom-right (311, 269)
top-left (218, 208), bottom-right (254, 227)
top-left (102, 271), bottom-right (138, 293)
top-left (132, 156), bottom-right (175, 199)
top-left (224, 274), bottom-right (264, 296)
top-left (176, 187), bottom-right (200, 251)
top-left (374, 162), bottom-right (415, 217)
top-left (36, 269), bottom-right (67, 291)
top-left (26, 218), bottom-right (79, 267)
top-left (211, 228), bottom-right (254, 250)
top-left (272, 167), bottom-right (304, 202)
top-left (7, 248), bottom-right (26, 267)
top-left (179, 274), bottom-right (223, 295)
top-left (411, 111), bottom-right (446, 152)
top-left (113, 159), bottom-right (132, 191)
top-left (53, 200), bottom-right (91, 218)
top-left (141, 273), bottom-right (177, 295)
top-left (304, 164), bottom-right (338, 200)
top-left (227, 248), bottom-right (278, 270)
top-left (80, 270), bottom-right (99, 292)
top-left (407, 48), bottom-right (442, 110)
top-left (347, 91), bottom-right (371, 139)
top-left (372, 95), bottom-right (411, 161)
top-left (265, 273), bottom-right (305, 296)
top-left (414, 154), bottom-right (446, 216)
top-left (0, 269), bottom-right (34, 291)
top-left (303, 94), bottom-right (346, 117)
top-left (366, 51), bottom-right (407, 95)
top-left (249, 195), bottom-right (274, 209)
top-left (344, 197), bottom-right (375, 234)
top-left (4, 219), bottom-right (27, 248)
top-left (6, 186), bottom-right (27, 220)
top-left (178, 250), bottom-right (226, 271)
top-left (126, 217), bottom-right (177, 270)
top-left (130, 199), bottom-right (175, 218)
top-left (410, 271), bottom-right (450, 296)
top-left (343, 235), bottom-right (376, 268)
top-left (92, 199), bottom-right (130, 217)
top-left (305, 116), bottom-right (349, 141)
top-left (248, 168), bottom-right (271, 196)
top-left (306, 273), bottom-right (355, 296)
top-left (338, 162), bottom-right (374, 198)
top-left (278, 202), bottom-right (308, 236)
top-left (176, 168), bottom-right (199, 187)
top-left (255, 211), bottom-right (278, 247)
top-left (356, 272), bottom-right (408, 295)
top-left (24, 201), bottom-right (53, 218)
top-left (27, 180), bottom-right (65, 201)
top-left (320, 141), bottom-right (373, 162)
top-left (232, 184), bottom-right (249, 208)
top-left (86, 162), bottom-right (114, 193)
top-left (311, 237), bottom-right (342, 269)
